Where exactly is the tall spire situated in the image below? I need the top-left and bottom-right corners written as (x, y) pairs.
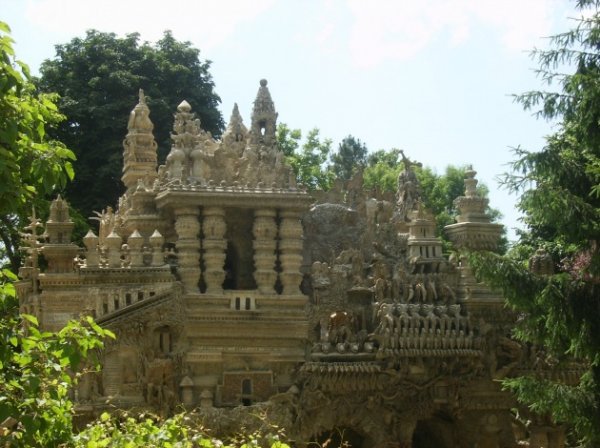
top-left (222, 103), bottom-right (248, 144)
top-left (122, 89), bottom-right (158, 190)
top-left (250, 79), bottom-right (278, 146)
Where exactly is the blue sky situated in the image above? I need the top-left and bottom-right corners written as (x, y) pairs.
top-left (2, 0), bottom-right (583, 240)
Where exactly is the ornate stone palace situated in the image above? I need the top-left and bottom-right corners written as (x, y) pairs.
top-left (16, 80), bottom-right (577, 447)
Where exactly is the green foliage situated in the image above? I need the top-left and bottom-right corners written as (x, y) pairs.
top-left (363, 148), bottom-right (403, 192)
top-left (469, 3), bottom-right (600, 443)
top-left (0, 21), bottom-right (75, 272)
top-left (364, 148), bottom-right (504, 252)
top-left (469, 251), bottom-right (600, 444)
top-left (277, 124), bottom-right (333, 190)
top-left (0, 270), bottom-right (114, 447)
top-left (38, 30), bottom-right (224, 219)
top-left (74, 411), bottom-right (291, 448)
top-left (330, 135), bottom-right (368, 182)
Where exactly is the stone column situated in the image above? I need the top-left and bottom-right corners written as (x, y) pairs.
top-left (202, 207), bottom-right (227, 293)
top-left (174, 207), bottom-right (201, 293)
top-left (279, 210), bottom-right (304, 295)
top-left (253, 209), bottom-right (278, 294)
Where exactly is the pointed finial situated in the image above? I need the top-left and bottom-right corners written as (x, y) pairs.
top-left (178, 100), bottom-right (192, 112)
top-left (139, 88), bottom-right (146, 104)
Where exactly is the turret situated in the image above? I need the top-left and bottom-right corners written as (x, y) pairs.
top-left (122, 89), bottom-right (158, 190)
top-left (250, 79), bottom-right (278, 146)
top-left (222, 103), bottom-right (248, 146)
top-left (444, 168), bottom-right (503, 251)
top-left (407, 203), bottom-right (444, 273)
top-left (43, 196), bottom-right (79, 273)
top-left (165, 100), bottom-right (203, 180)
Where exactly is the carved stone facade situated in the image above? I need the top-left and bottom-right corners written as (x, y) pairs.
top-left (16, 81), bottom-right (579, 447)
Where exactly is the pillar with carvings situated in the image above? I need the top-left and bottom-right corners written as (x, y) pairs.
top-left (253, 209), bottom-right (278, 294)
top-left (174, 207), bottom-right (201, 293)
top-left (278, 210), bottom-right (304, 295)
top-left (202, 207), bottom-right (227, 293)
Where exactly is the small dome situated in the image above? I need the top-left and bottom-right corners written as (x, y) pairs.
top-left (177, 100), bottom-right (192, 112)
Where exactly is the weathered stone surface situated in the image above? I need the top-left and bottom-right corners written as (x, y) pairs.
top-left (15, 80), bottom-right (577, 447)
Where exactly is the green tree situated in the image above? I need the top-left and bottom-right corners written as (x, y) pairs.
top-left (0, 22), bottom-right (113, 446)
top-left (277, 124), bottom-right (334, 190)
top-left (0, 22), bottom-right (75, 272)
top-left (470, 1), bottom-right (600, 444)
top-left (364, 148), bottom-right (503, 251)
top-left (330, 135), bottom-right (368, 181)
top-left (38, 30), bottom-right (224, 219)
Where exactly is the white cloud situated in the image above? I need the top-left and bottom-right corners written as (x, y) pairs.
top-left (346, 0), bottom-right (559, 68)
top-left (25, 0), bottom-right (277, 49)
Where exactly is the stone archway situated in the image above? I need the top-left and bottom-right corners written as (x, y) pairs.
top-left (412, 414), bottom-right (458, 448)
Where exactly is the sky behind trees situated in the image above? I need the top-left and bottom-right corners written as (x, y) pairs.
top-left (2, 0), bottom-right (585, 239)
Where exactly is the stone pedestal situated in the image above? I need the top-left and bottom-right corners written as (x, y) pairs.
top-left (149, 229), bottom-right (165, 266)
top-left (105, 231), bottom-right (122, 268)
top-left (202, 207), bottom-right (226, 293)
top-left (83, 230), bottom-right (99, 267)
top-left (279, 210), bottom-right (303, 295)
top-left (253, 209), bottom-right (277, 294)
top-left (174, 207), bottom-right (201, 293)
top-left (127, 230), bottom-right (144, 267)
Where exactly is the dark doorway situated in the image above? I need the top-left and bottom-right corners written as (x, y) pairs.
top-left (412, 416), bottom-right (456, 448)
top-left (223, 208), bottom-right (257, 290)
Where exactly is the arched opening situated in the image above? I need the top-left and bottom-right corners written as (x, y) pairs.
top-left (412, 415), bottom-right (457, 448)
top-left (312, 428), bottom-right (368, 448)
top-left (223, 209), bottom-right (257, 290)
top-left (241, 378), bottom-right (252, 406)
top-left (155, 326), bottom-right (172, 355)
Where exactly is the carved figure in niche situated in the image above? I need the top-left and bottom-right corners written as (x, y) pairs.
top-left (311, 262), bottom-right (330, 305)
top-left (190, 146), bottom-right (211, 180)
top-left (425, 276), bottom-right (438, 301)
top-left (374, 277), bottom-right (386, 302)
top-left (394, 303), bottom-right (409, 331)
top-left (407, 304), bottom-right (421, 333)
top-left (413, 277), bottom-right (427, 303)
top-left (404, 282), bottom-right (415, 303)
top-left (491, 335), bottom-right (523, 379)
top-left (421, 304), bottom-right (438, 332)
top-left (440, 283), bottom-right (457, 304)
top-left (375, 303), bottom-right (394, 334)
top-left (327, 311), bottom-right (356, 344)
top-left (379, 327), bottom-right (392, 351)
top-left (435, 305), bottom-right (449, 334)
top-left (447, 304), bottom-right (462, 332)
